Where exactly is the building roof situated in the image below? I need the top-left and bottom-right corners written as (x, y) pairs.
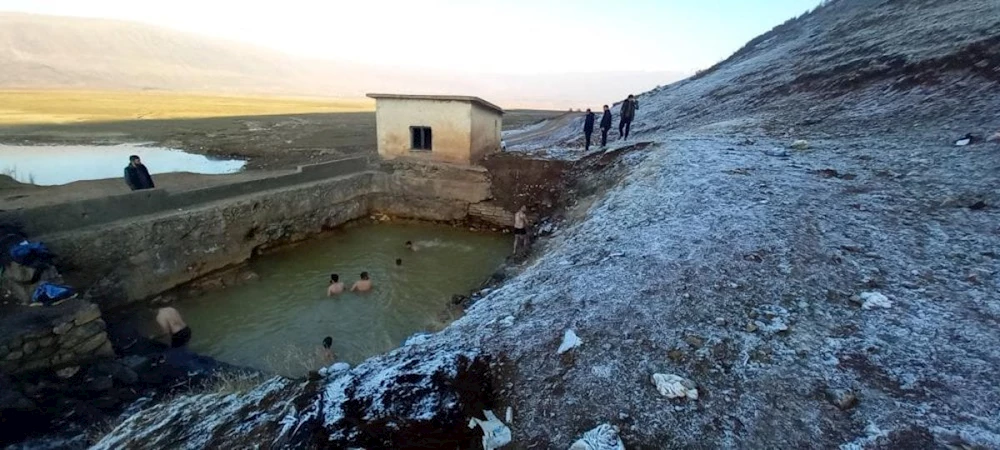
top-left (366, 93), bottom-right (504, 115)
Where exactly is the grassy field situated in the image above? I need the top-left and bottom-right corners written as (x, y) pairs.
top-left (0, 94), bottom-right (565, 171)
top-left (0, 90), bottom-right (373, 124)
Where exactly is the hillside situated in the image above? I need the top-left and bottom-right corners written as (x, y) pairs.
top-left (0, 12), bottom-right (683, 108)
top-left (64, 0), bottom-right (1000, 448)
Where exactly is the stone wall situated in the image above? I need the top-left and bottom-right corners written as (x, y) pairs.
top-left (16, 157), bottom-right (517, 308)
top-left (1, 157), bottom-right (371, 236)
top-left (0, 300), bottom-right (113, 375)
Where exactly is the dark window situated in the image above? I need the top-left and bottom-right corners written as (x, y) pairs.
top-left (410, 126), bottom-right (432, 151)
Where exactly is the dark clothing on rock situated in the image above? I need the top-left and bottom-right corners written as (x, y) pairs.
top-left (124, 164), bottom-right (155, 191)
top-left (171, 326), bottom-right (191, 348)
top-left (585, 130), bottom-right (593, 151)
top-left (601, 128), bottom-right (609, 146)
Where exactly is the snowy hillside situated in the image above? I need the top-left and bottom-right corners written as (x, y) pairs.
top-left (93, 0), bottom-right (1000, 448)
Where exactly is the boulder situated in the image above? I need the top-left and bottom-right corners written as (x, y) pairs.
top-left (92, 346), bottom-right (493, 450)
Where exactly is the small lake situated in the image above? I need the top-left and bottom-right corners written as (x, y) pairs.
top-left (0, 143), bottom-right (245, 185)
top-left (131, 223), bottom-right (510, 377)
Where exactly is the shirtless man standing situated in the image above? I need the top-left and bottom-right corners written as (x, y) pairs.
top-left (351, 272), bottom-right (373, 292)
top-left (327, 273), bottom-right (344, 296)
top-left (155, 307), bottom-right (191, 348)
top-left (513, 205), bottom-right (529, 254)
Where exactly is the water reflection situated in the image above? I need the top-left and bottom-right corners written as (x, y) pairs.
top-left (0, 143), bottom-right (245, 185)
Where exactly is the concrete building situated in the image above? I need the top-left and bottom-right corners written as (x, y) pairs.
top-left (366, 93), bottom-right (504, 165)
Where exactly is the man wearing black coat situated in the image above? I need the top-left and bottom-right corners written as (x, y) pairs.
top-left (583, 108), bottom-right (596, 151)
top-left (600, 104), bottom-right (613, 147)
top-left (124, 155), bottom-right (155, 191)
top-left (619, 94), bottom-right (639, 140)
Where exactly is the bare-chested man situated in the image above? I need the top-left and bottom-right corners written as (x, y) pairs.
top-left (351, 271), bottom-right (373, 292)
top-left (318, 336), bottom-right (335, 365)
top-left (513, 205), bottom-right (529, 254)
top-left (327, 273), bottom-right (344, 296)
top-left (155, 307), bottom-right (191, 348)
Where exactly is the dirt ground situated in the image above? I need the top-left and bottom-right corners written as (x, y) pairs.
top-left (0, 110), bottom-right (563, 171)
top-left (0, 109), bottom-right (563, 210)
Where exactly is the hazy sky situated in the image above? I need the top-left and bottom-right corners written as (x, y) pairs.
top-left (1, 0), bottom-right (821, 74)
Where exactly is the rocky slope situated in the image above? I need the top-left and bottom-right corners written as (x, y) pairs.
top-left (90, 0), bottom-right (1000, 448)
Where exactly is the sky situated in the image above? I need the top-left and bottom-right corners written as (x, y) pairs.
top-left (0, 0), bottom-right (821, 75)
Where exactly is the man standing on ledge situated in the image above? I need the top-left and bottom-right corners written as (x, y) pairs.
top-left (513, 205), bottom-right (529, 254)
top-left (600, 105), bottom-right (613, 147)
top-left (124, 155), bottom-right (155, 191)
top-left (583, 108), bottom-right (596, 151)
top-left (619, 94), bottom-right (639, 140)
top-left (156, 306), bottom-right (191, 348)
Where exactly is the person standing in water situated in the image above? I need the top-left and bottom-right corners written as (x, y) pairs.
top-left (600, 105), bottom-right (613, 147)
top-left (618, 94), bottom-right (639, 140)
top-left (318, 336), bottom-right (335, 365)
top-left (327, 273), bottom-right (344, 296)
top-left (155, 306), bottom-right (190, 348)
top-left (513, 205), bottom-right (529, 254)
top-left (124, 155), bottom-right (155, 191)
top-left (583, 108), bottom-right (596, 151)
top-left (351, 272), bottom-right (373, 292)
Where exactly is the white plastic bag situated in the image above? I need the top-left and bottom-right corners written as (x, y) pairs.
top-left (652, 373), bottom-right (698, 400)
top-left (569, 424), bottom-right (626, 450)
top-left (557, 329), bottom-right (582, 354)
top-left (468, 410), bottom-right (512, 450)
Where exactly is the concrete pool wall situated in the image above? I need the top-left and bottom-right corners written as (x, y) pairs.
top-left (1, 156), bottom-right (520, 309)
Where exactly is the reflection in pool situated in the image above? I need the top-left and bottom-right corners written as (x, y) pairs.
top-left (159, 223), bottom-right (510, 376)
top-left (0, 143), bottom-right (245, 185)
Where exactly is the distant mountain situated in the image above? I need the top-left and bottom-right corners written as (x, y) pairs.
top-left (0, 12), bottom-right (686, 108)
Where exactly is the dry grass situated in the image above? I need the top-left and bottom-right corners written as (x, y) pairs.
top-left (208, 370), bottom-right (267, 395)
top-left (0, 89), bottom-right (373, 125)
top-left (263, 344), bottom-right (327, 378)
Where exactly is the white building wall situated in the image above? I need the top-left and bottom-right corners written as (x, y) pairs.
top-left (469, 103), bottom-right (503, 163)
top-left (374, 99), bottom-right (473, 164)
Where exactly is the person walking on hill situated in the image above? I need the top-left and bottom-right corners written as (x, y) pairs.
top-left (600, 105), bottom-right (613, 147)
top-left (124, 155), bottom-right (155, 191)
top-left (618, 95), bottom-right (639, 140)
top-left (583, 109), bottom-right (596, 151)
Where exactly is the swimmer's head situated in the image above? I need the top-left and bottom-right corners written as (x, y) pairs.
top-left (395, 258), bottom-right (402, 266)
top-left (322, 336), bottom-right (333, 349)
top-left (330, 273), bottom-right (339, 283)
top-left (405, 241), bottom-right (413, 248)
top-left (360, 271), bottom-right (369, 280)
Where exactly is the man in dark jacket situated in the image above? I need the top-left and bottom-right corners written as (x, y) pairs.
top-left (124, 155), bottom-right (155, 191)
top-left (619, 94), bottom-right (639, 140)
top-left (583, 109), bottom-right (596, 151)
top-left (600, 105), bottom-right (613, 147)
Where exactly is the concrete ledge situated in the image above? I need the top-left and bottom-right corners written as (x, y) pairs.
top-left (1, 156), bottom-right (372, 236)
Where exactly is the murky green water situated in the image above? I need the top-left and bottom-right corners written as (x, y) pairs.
top-left (170, 223), bottom-right (509, 376)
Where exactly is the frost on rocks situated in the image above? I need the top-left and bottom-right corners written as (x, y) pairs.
top-left (652, 374), bottom-right (699, 400)
top-left (860, 292), bottom-right (892, 310)
top-left (569, 424), bottom-right (627, 450)
top-left (468, 409), bottom-right (512, 450)
top-left (84, 0), bottom-right (1000, 448)
top-left (557, 329), bottom-right (583, 354)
